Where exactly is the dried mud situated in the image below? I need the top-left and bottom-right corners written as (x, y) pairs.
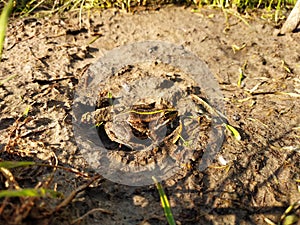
top-left (0, 6), bottom-right (299, 225)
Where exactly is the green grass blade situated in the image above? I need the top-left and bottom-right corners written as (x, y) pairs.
top-left (0, 161), bottom-right (36, 169)
top-left (282, 214), bottom-right (299, 225)
top-left (152, 176), bottom-right (176, 225)
top-left (23, 0), bottom-right (46, 16)
top-left (0, 0), bottom-right (13, 60)
top-left (0, 188), bottom-right (62, 198)
top-left (237, 67), bottom-right (244, 88)
top-left (225, 123), bottom-right (241, 141)
top-left (129, 108), bottom-right (176, 115)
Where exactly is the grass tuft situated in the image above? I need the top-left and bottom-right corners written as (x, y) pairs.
top-left (0, 0), bottom-right (13, 60)
top-left (4, 0), bottom-right (298, 17)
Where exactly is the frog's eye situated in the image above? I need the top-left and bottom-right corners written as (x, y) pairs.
top-left (164, 110), bottom-right (178, 119)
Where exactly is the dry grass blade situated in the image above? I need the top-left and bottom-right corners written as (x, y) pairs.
top-left (223, 9), bottom-right (250, 26)
top-left (49, 175), bottom-right (102, 215)
top-left (0, 74), bottom-right (18, 86)
top-left (0, 167), bottom-right (20, 189)
top-left (190, 94), bottom-right (227, 120)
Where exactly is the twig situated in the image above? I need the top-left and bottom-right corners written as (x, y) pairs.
top-left (71, 207), bottom-right (113, 224)
top-left (50, 175), bottom-right (102, 215)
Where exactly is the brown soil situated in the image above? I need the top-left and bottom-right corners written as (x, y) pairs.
top-left (0, 6), bottom-right (299, 225)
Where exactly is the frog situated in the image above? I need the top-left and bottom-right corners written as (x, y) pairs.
top-left (104, 100), bottom-right (180, 151)
top-left (127, 105), bottom-right (178, 142)
top-left (80, 90), bottom-right (182, 151)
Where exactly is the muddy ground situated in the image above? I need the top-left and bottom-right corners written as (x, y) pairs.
top-left (0, 6), bottom-right (299, 225)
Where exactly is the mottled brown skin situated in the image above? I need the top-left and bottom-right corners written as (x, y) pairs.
top-left (104, 101), bottom-right (179, 149)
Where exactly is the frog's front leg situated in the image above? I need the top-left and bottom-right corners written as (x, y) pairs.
top-left (104, 121), bottom-right (133, 149)
top-left (81, 108), bottom-right (111, 125)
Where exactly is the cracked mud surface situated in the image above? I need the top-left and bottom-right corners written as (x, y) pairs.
top-left (0, 6), bottom-right (299, 225)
